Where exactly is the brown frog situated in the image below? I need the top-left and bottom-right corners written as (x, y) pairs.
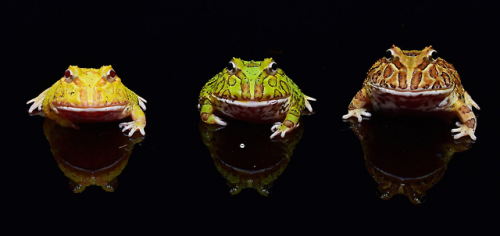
top-left (342, 45), bottom-right (480, 140)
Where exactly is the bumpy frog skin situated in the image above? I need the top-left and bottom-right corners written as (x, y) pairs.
top-left (342, 45), bottom-right (480, 140)
top-left (198, 58), bottom-right (316, 138)
top-left (27, 65), bottom-right (147, 136)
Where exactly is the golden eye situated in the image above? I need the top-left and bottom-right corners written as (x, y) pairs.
top-left (106, 69), bottom-right (116, 82)
top-left (267, 62), bottom-right (278, 75)
top-left (64, 69), bottom-right (75, 83)
top-left (227, 61), bottom-right (237, 74)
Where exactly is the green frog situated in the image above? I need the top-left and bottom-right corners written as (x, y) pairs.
top-left (198, 58), bottom-right (315, 138)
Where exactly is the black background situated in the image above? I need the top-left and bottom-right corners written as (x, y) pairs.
top-left (5, 0), bottom-right (498, 233)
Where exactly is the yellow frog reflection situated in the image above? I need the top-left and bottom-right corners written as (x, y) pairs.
top-left (43, 118), bottom-right (144, 193)
top-left (199, 119), bottom-right (305, 196)
top-left (347, 115), bottom-right (474, 204)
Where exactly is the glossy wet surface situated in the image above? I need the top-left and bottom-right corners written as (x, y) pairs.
top-left (6, 1), bottom-right (497, 233)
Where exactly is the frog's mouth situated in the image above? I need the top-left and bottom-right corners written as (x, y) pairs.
top-left (372, 85), bottom-right (454, 97)
top-left (55, 105), bottom-right (126, 112)
top-left (51, 98), bottom-right (129, 113)
top-left (52, 104), bottom-right (129, 122)
top-left (213, 97), bottom-right (290, 122)
top-left (216, 97), bottom-right (289, 108)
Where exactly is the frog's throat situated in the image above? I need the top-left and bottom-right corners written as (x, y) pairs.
top-left (54, 105), bottom-right (127, 112)
top-left (371, 85), bottom-right (454, 97)
top-left (216, 97), bottom-right (289, 108)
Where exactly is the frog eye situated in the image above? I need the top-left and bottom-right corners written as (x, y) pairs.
top-left (385, 49), bottom-right (394, 60)
top-left (106, 69), bottom-right (116, 82)
top-left (64, 69), bottom-right (75, 83)
top-left (267, 62), bottom-right (278, 75)
top-left (429, 50), bottom-right (438, 61)
top-left (227, 61), bottom-right (237, 74)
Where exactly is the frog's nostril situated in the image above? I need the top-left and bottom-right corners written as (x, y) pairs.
top-left (73, 77), bottom-right (84, 87)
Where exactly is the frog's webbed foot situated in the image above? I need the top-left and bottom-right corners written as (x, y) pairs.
top-left (27, 88), bottom-right (50, 113)
top-left (270, 104), bottom-right (304, 139)
top-left (270, 121), bottom-right (299, 139)
top-left (451, 121), bottom-right (476, 140)
top-left (342, 109), bottom-right (371, 122)
top-left (119, 121), bottom-right (145, 137)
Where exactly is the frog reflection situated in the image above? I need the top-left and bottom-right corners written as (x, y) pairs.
top-left (199, 119), bottom-right (305, 195)
top-left (43, 118), bottom-right (144, 193)
top-left (346, 115), bottom-right (474, 204)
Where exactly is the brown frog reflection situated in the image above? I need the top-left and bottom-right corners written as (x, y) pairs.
top-left (199, 119), bottom-right (304, 196)
top-left (347, 115), bottom-right (474, 204)
top-left (43, 118), bottom-right (144, 193)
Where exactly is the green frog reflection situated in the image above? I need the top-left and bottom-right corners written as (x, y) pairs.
top-left (199, 119), bottom-right (305, 196)
top-left (347, 115), bottom-right (474, 204)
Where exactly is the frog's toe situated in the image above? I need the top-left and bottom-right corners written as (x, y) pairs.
top-left (201, 113), bottom-right (227, 126)
top-left (270, 122), bottom-right (298, 139)
top-left (212, 115), bottom-right (227, 126)
top-left (27, 88), bottom-right (50, 113)
top-left (271, 122), bottom-right (282, 132)
top-left (464, 91), bottom-right (480, 110)
top-left (270, 128), bottom-right (284, 139)
top-left (451, 122), bottom-right (476, 140)
top-left (119, 121), bottom-right (145, 137)
top-left (342, 109), bottom-right (371, 122)
top-left (270, 127), bottom-right (291, 139)
top-left (26, 98), bottom-right (43, 113)
top-left (304, 95), bottom-right (316, 112)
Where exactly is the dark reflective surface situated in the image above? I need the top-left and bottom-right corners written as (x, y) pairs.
top-left (199, 119), bottom-right (304, 195)
top-left (43, 118), bottom-right (144, 193)
top-left (6, 1), bottom-right (496, 233)
top-left (347, 115), bottom-right (474, 204)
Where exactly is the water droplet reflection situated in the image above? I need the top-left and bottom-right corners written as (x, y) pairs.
top-left (199, 119), bottom-right (306, 196)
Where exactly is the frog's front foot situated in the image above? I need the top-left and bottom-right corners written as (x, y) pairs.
top-left (119, 121), bottom-right (145, 137)
top-left (451, 121), bottom-right (476, 140)
top-left (201, 113), bottom-right (227, 126)
top-left (270, 121), bottom-right (298, 139)
top-left (27, 88), bottom-right (50, 113)
top-left (342, 109), bottom-right (371, 122)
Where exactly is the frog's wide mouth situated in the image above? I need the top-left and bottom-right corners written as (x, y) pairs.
top-left (216, 97), bottom-right (289, 108)
top-left (371, 85), bottom-right (454, 97)
top-left (54, 105), bottom-right (127, 112)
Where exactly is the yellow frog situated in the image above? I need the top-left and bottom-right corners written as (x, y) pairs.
top-left (27, 65), bottom-right (147, 136)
